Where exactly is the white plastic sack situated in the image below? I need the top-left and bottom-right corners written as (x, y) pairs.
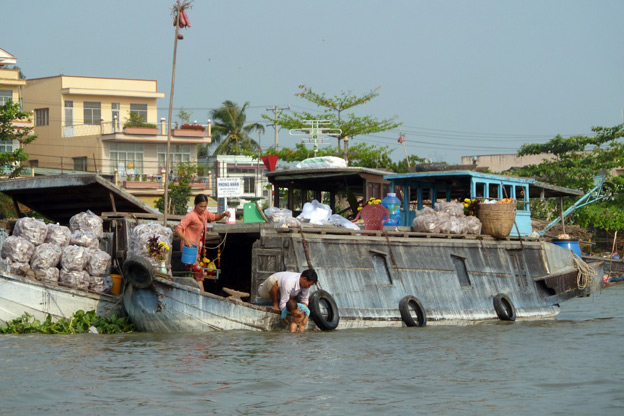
top-left (297, 200), bottom-right (331, 225)
top-left (1, 235), bottom-right (35, 263)
top-left (13, 217), bottom-right (48, 246)
top-left (434, 201), bottom-right (465, 217)
top-left (70, 230), bottom-right (99, 249)
top-left (87, 249), bottom-right (111, 276)
top-left (327, 214), bottom-right (361, 230)
top-left (69, 211), bottom-right (104, 238)
top-left (60, 245), bottom-right (89, 272)
top-left (295, 156), bottom-right (347, 169)
top-left (264, 207), bottom-right (293, 223)
top-left (465, 216), bottom-right (482, 235)
top-left (89, 274), bottom-right (113, 293)
top-left (36, 267), bottom-right (60, 283)
top-left (129, 222), bottom-right (173, 259)
top-left (30, 243), bottom-right (62, 270)
top-left (59, 269), bottom-right (90, 290)
top-left (412, 213), bottom-right (440, 233)
top-left (45, 223), bottom-right (72, 247)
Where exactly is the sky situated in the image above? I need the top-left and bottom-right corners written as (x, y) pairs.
top-left (3, 0), bottom-right (624, 163)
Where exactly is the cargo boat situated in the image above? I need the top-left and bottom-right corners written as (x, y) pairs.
top-left (122, 168), bottom-right (604, 332)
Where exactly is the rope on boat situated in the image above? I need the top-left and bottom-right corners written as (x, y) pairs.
top-left (383, 231), bottom-right (402, 278)
top-left (572, 253), bottom-right (596, 290)
top-left (299, 228), bottom-right (314, 270)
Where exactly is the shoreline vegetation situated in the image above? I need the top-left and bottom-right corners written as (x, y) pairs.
top-left (0, 310), bottom-right (135, 334)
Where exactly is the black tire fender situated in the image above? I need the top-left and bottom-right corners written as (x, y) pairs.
top-left (122, 256), bottom-right (155, 289)
top-left (493, 293), bottom-right (516, 321)
top-left (309, 290), bottom-right (340, 331)
top-left (399, 295), bottom-right (427, 327)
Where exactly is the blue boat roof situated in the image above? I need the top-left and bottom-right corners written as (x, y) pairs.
top-left (384, 170), bottom-right (533, 184)
top-left (384, 170), bottom-right (582, 198)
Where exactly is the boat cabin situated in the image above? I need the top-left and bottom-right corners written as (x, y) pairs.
top-left (384, 171), bottom-right (582, 236)
top-left (266, 166), bottom-right (391, 217)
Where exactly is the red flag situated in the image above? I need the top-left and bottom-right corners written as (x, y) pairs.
top-left (261, 155), bottom-right (278, 172)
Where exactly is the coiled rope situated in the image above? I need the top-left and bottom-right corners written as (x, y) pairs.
top-left (572, 254), bottom-right (596, 290)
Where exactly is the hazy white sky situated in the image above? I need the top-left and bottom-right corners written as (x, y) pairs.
top-left (4, 0), bottom-right (623, 163)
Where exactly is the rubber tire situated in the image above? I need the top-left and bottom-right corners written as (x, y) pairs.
top-left (399, 295), bottom-right (427, 327)
top-left (493, 293), bottom-right (516, 321)
top-left (309, 290), bottom-right (340, 331)
top-left (122, 256), bottom-right (155, 289)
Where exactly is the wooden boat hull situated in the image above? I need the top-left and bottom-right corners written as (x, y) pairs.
top-left (123, 277), bottom-right (282, 332)
top-left (0, 271), bottom-right (124, 324)
top-left (123, 225), bottom-right (604, 332)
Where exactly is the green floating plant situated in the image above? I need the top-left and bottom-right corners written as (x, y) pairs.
top-left (0, 310), bottom-right (135, 334)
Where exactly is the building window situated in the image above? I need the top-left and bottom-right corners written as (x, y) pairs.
top-left (35, 108), bottom-right (49, 126)
top-left (110, 142), bottom-right (144, 175)
top-left (64, 100), bottom-right (74, 137)
top-left (84, 101), bottom-right (101, 125)
top-left (130, 103), bottom-right (148, 122)
top-left (157, 144), bottom-right (190, 170)
top-left (243, 176), bottom-right (255, 193)
top-left (73, 157), bottom-right (87, 172)
top-left (0, 141), bottom-right (13, 153)
top-left (0, 89), bottom-right (12, 105)
top-left (112, 102), bottom-right (120, 130)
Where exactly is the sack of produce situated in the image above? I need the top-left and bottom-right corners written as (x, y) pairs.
top-left (69, 210), bottom-right (103, 238)
top-left (89, 274), bottom-right (113, 293)
top-left (412, 213), bottom-right (440, 233)
top-left (70, 230), bottom-right (99, 249)
top-left (45, 223), bottom-right (72, 247)
top-left (30, 243), bottom-right (62, 270)
top-left (13, 217), bottom-right (48, 246)
top-left (36, 267), bottom-right (60, 283)
top-left (1, 235), bottom-right (35, 263)
top-left (87, 249), bottom-right (111, 276)
top-left (60, 245), bottom-right (89, 272)
top-left (129, 223), bottom-right (173, 259)
top-left (1, 258), bottom-right (30, 276)
top-left (465, 216), bottom-right (482, 235)
top-left (59, 269), bottom-right (90, 290)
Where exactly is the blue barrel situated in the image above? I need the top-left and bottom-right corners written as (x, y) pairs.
top-left (381, 193), bottom-right (401, 226)
top-left (552, 239), bottom-right (582, 257)
top-left (181, 244), bottom-right (198, 264)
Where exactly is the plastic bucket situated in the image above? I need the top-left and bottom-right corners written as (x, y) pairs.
top-left (181, 244), bottom-right (198, 264)
top-left (552, 239), bottom-right (582, 257)
top-left (110, 274), bottom-right (123, 295)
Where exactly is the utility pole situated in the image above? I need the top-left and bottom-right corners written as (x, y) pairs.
top-left (265, 105), bottom-right (290, 150)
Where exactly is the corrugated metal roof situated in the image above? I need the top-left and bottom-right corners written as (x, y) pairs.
top-left (0, 174), bottom-right (159, 224)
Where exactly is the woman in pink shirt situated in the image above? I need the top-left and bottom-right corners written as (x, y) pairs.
top-left (174, 195), bottom-right (230, 284)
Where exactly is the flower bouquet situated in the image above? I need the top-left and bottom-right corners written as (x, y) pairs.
top-left (146, 235), bottom-right (170, 272)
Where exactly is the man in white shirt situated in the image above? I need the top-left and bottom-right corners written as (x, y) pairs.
top-left (257, 269), bottom-right (318, 312)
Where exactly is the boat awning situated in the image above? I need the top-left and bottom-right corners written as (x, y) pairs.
top-left (267, 167), bottom-right (391, 192)
top-left (384, 170), bottom-right (583, 199)
top-left (0, 174), bottom-right (160, 225)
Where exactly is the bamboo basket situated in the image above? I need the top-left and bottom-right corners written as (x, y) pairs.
top-left (477, 203), bottom-right (517, 237)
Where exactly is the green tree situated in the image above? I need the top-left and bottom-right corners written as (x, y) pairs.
top-left (0, 100), bottom-right (37, 178)
top-left (265, 85), bottom-right (401, 149)
top-left (201, 100), bottom-right (265, 156)
top-left (177, 107), bottom-right (192, 125)
top-left (256, 141), bottom-right (424, 172)
top-left (513, 124), bottom-right (624, 230)
top-left (155, 162), bottom-right (196, 215)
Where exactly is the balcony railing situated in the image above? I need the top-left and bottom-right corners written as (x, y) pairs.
top-left (63, 120), bottom-right (212, 138)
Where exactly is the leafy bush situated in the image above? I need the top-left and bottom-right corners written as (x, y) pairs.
top-left (0, 310), bottom-right (135, 334)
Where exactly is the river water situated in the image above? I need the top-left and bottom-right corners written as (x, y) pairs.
top-left (1, 285), bottom-right (623, 416)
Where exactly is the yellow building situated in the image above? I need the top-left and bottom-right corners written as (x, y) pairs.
top-left (0, 49), bottom-right (32, 161)
top-left (20, 74), bottom-right (212, 205)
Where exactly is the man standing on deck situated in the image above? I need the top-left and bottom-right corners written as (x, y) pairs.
top-left (257, 269), bottom-right (318, 313)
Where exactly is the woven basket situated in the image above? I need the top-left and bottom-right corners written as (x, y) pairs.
top-left (477, 203), bottom-right (517, 237)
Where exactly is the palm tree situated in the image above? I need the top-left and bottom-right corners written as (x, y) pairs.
top-left (204, 100), bottom-right (265, 155)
